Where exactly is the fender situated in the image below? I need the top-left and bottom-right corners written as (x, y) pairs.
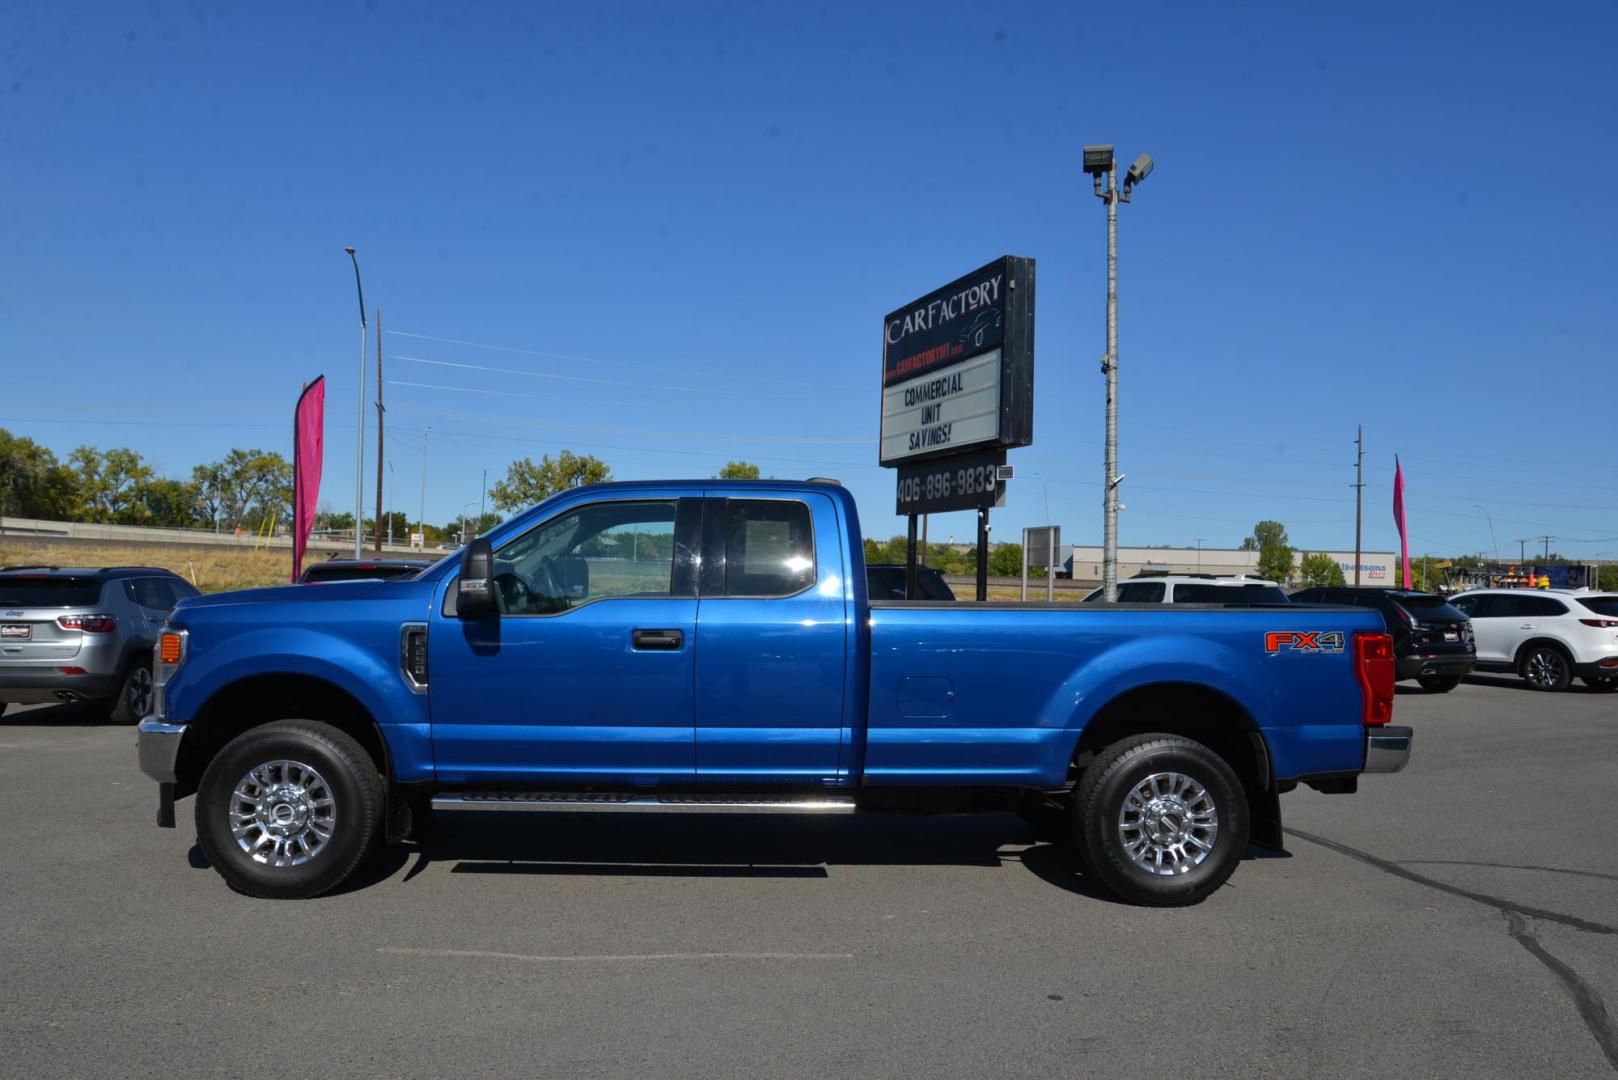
top-left (166, 625), bottom-right (435, 782)
top-left (1037, 633), bottom-right (1274, 785)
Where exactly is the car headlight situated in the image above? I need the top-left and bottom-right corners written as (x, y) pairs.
top-left (152, 628), bottom-right (188, 718)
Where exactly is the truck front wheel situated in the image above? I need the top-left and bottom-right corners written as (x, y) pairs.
top-left (195, 720), bottom-right (384, 899)
top-left (1073, 734), bottom-right (1249, 907)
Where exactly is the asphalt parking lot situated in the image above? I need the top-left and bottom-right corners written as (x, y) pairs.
top-left (2, 677), bottom-right (1614, 1079)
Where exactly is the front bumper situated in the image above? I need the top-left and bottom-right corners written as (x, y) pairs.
top-left (1364, 726), bottom-right (1413, 774)
top-left (137, 717), bottom-right (186, 783)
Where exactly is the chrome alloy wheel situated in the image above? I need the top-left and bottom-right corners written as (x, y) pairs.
top-left (229, 760), bottom-right (336, 868)
top-left (1118, 771), bottom-right (1219, 876)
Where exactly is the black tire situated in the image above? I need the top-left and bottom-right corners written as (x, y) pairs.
top-left (1583, 675), bottom-right (1618, 693)
top-left (1416, 674), bottom-right (1462, 693)
top-left (195, 720), bottom-right (384, 899)
top-left (1073, 734), bottom-right (1249, 907)
top-left (1520, 646), bottom-right (1572, 692)
top-left (107, 661), bottom-right (153, 725)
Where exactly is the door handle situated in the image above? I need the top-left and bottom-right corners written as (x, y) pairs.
top-left (632, 628), bottom-right (684, 651)
top-left (1520, 623), bottom-right (1534, 629)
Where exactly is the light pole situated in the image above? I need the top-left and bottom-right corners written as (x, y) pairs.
top-left (460, 500), bottom-right (479, 545)
top-left (1473, 504), bottom-right (1500, 562)
top-left (1084, 145), bottom-right (1153, 601)
top-left (343, 247), bottom-right (366, 558)
top-left (417, 426), bottom-right (430, 549)
top-left (387, 460), bottom-right (396, 546)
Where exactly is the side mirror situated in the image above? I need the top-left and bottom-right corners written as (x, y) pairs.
top-left (456, 537), bottom-right (497, 619)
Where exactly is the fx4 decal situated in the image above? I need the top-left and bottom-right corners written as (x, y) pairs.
top-left (1265, 630), bottom-right (1346, 654)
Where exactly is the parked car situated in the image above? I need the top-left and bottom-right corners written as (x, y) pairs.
top-left (0, 565), bottom-right (198, 721)
top-left (1447, 589), bottom-right (1618, 691)
top-left (137, 479), bottom-right (1409, 906)
top-left (298, 558), bottom-right (432, 584)
top-left (1082, 573), bottom-right (1290, 606)
top-left (866, 563), bottom-right (956, 601)
top-left (1289, 587), bottom-right (1474, 691)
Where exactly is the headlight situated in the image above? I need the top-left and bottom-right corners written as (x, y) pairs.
top-left (152, 628), bottom-right (188, 717)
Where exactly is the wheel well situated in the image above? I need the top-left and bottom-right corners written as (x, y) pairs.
top-left (1513, 637), bottom-right (1573, 669)
top-left (175, 674), bottom-right (388, 794)
top-left (1072, 682), bottom-right (1273, 800)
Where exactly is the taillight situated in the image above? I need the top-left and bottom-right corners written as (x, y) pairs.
top-left (1354, 631), bottom-right (1396, 727)
top-left (1579, 619), bottom-right (1618, 628)
top-left (57, 614), bottom-right (117, 633)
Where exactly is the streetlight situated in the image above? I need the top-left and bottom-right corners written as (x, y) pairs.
top-left (1473, 504), bottom-right (1500, 562)
top-left (343, 247), bottom-right (367, 559)
top-left (1084, 145), bottom-right (1154, 600)
top-left (459, 500), bottom-right (479, 545)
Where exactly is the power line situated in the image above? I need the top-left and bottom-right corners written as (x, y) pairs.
top-left (385, 329), bottom-right (690, 375)
top-left (387, 359), bottom-right (842, 400)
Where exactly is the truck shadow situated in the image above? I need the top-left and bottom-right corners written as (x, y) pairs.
top-left (358, 811), bottom-right (1282, 904)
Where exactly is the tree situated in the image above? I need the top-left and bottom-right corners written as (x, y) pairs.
top-left (990, 543), bottom-right (1023, 577)
top-left (1248, 519), bottom-right (1294, 584)
top-left (1249, 520), bottom-right (1288, 549)
top-left (0, 428), bottom-right (79, 519)
top-left (489, 451), bottom-right (611, 511)
top-left (1299, 551), bottom-right (1346, 588)
top-left (715, 460), bottom-right (760, 480)
top-left (139, 478), bottom-right (202, 527)
top-left (70, 446), bottom-right (155, 522)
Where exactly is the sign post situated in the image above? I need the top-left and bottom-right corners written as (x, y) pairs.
top-left (880, 256), bottom-right (1035, 601)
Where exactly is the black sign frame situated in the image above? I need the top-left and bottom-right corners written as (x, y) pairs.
top-left (879, 255), bottom-right (1035, 468)
top-left (895, 448), bottom-right (1008, 517)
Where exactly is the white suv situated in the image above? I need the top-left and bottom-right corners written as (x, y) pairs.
top-left (1447, 589), bottom-right (1618, 692)
top-left (1082, 574), bottom-right (1290, 605)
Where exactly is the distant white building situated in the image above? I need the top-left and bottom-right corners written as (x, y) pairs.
top-left (1055, 545), bottom-right (1398, 587)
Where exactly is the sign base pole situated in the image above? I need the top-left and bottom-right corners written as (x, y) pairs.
top-left (905, 514), bottom-right (919, 601)
top-left (976, 507), bottom-right (989, 602)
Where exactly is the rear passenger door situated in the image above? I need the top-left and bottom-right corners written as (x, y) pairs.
top-left (125, 578), bottom-right (178, 643)
top-left (1466, 595), bottom-right (1528, 662)
top-left (693, 493), bottom-right (850, 782)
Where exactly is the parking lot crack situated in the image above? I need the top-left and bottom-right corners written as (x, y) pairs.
top-left (1290, 828), bottom-right (1618, 1074)
top-left (1506, 913), bottom-right (1618, 1072)
top-left (1287, 829), bottom-right (1618, 936)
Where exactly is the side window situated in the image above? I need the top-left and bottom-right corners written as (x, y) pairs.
top-left (1531, 597), bottom-right (1568, 617)
top-left (171, 579), bottom-right (199, 601)
top-left (493, 500), bottom-right (678, 615)
top-left (128, 578), bottom-right (176, 610)
top-left (1451, 595), bottom-right (1481, 617)
top-left (725, 499), bottom-right (815, 597)
top-left (1488, 595), bottom-right (1528, 618)
top-left (1116, 581), bottom-right (1166, 603)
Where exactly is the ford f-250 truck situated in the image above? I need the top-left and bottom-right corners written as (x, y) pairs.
top-left (137, 479), bottom-right (1411, 906)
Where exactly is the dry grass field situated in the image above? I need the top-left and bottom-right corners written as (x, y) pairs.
top-left (0, 540), bottom-right (291, 593)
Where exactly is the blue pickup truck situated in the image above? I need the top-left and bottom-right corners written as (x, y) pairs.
top-left (137, 479), bottom-right (1410, 906)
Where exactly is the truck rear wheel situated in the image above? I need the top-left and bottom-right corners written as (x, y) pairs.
top-left (1073, 734), bottom-right (1249, 907)
top-left (195, 720), bottom-right (384, 899)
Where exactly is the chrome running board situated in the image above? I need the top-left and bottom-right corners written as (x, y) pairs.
top-left (431, 791), bottom-right (857, 814)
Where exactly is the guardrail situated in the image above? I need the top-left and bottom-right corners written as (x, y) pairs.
top-left (0, 515), bottom-right (432, 555)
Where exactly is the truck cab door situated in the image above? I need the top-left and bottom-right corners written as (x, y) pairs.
top-left (427, 494), bottom-right (703, 785)
top-left (693, 492), bottom-right (852, 784)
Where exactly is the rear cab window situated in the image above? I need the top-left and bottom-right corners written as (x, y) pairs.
top-left (0, 576), bottom-right (103, 607)
top-left (1172, 583), bottom-right (1289, 605)
top-left (724, 499), bottom-right (815, 596)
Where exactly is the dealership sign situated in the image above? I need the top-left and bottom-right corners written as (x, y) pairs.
top-left (880, 256), bottom-right (1034, 468)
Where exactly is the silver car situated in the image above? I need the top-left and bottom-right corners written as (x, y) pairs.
top-left (0, 565), bottom-right (198, 722)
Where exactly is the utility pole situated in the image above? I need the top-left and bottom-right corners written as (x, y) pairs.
top-left (1515, 538), bottom-right (1529, 563)
top-left (374, 308), bottom-right (385, 554)
top-left (1085, 146), bottom-right (1153, 601)
top-left (1194, 538), bottom-right (1204, 572)
top-left (344, 248), bottom-right (367, 558)
top-left (1353, 425), bottom-right (1364, 586)
top-left (478, 468), bottom-right (487, 533)
top-left (1540, 535), bottom-right (1554, 560)
top-left (418, 426), bottom-right (430, 548)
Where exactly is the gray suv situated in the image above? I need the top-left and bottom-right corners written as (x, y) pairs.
top-left (0, 566), bottom-right (199, 722)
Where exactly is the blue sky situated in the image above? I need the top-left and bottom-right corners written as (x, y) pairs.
top-left (3, 1), bottom-right (1615, 559)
